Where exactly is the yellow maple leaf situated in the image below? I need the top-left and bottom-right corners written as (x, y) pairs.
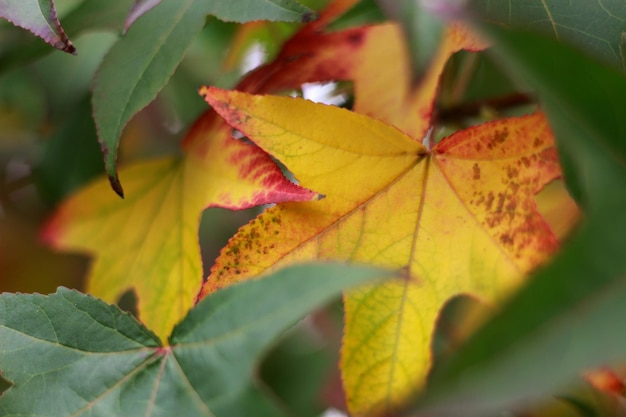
top-left (199, 24), bottom-right (566, 413)
top-left (42, 112), bottom-right (318, 340)
top-left (200, 87), bottom-right (561, 416)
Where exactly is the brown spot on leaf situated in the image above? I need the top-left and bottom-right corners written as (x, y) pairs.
top-left (486, 128), bottom-right (509, 150)
top-left (506, 201), bottom-right (517, 212)
top-left (499, 233), bottom-right (514, 246)
top-left (496, 192), bottom-right (505, 213)
top-left (506, 166), bottom-right (519, 180)
top-left (485, 192), bottom-right (495, 211)
top-left (520, 156), bottom-right (530, 168)
top-left (493, 128), bottom-right (509, 144)
top-left (472, 163), bottom-right (481, 180)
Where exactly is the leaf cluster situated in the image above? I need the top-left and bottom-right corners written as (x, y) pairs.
top-left (0, 1), bottom-right (625, 416)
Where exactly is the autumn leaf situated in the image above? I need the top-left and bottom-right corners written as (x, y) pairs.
top-left (199, 92), bottom-right (562, 416)
top-left (195, 13), bottom-right (542, 415)
top-left (43, 112), bottom-right (318, 341)
top-left (239, 18), bottom-right (486, 140)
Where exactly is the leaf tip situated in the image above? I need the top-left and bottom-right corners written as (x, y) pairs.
top-left (63, 40), bottom-right (77, 55)
top-left (198, 85), bottom-right (210, 98)
top-left (108, 174), bottom-right (125, 198)
top-left (198, 85), bottom-right (223, 105)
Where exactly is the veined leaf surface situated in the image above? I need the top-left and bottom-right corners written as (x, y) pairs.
top-left (43, 113), bottom-right (317, 341)
top-left (201, 87), bottom-right (562, 416)
top-left (0, 263), bottom-right (389, 416)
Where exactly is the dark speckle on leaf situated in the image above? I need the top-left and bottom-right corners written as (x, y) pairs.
top-left (472, 163), bottom-right (481, 180)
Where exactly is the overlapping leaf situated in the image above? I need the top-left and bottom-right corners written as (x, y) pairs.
top-left (0, 263), bottom-right (389, 416)
top-left (93, 0), bottom-right (317, 194)
top-left (199, 15), bottom-right (568, 416)
top-left (43, 112), bottom-right (317, 341)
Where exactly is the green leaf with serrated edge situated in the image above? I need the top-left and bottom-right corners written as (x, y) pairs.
top-left (92, 0), bottom-right (204, 197)
top-left (92, 0), bottom-right (317, 196)
top-left (411, 25), bottom-right (626, 417)
top-left (0, 0), bottom-right (75, 54)
top-left (0, 0), bottom-right (133, 74)
top-left (0, 263), bottom-right (391, 416)
top-left (471, 0), bottom-right (626, 73)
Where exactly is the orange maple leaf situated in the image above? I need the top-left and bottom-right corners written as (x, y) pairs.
top-left (198, 14), bottom-right (568, 416)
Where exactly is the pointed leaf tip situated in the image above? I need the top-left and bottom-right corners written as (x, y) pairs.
top-left (108, 174), bottom-right (125, 198)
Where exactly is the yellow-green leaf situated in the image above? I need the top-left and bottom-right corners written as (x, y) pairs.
top-left (200, 86), bottom-right (563, 415)
top-left (43, 113), bottom-right (317, 341)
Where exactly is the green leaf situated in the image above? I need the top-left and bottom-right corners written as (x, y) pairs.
top-left (0, 263), bottom-right (390, 416)
top-left (91, 0), bottom-right (206, 197)
top-left (124, 0), bottom-right (162, 32)
top-left (412, 24), bottom-right (626, 417)
top-left (471, 0), bottom-right (626, 73)
top-left (93, 0), bottom-right (317, 196)
top-left (0, 0), bottom-right (75, 54)
top-left (206, 0), bottom-right (317, 23)
top-left (61, 0), bottom-right (133, 34)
